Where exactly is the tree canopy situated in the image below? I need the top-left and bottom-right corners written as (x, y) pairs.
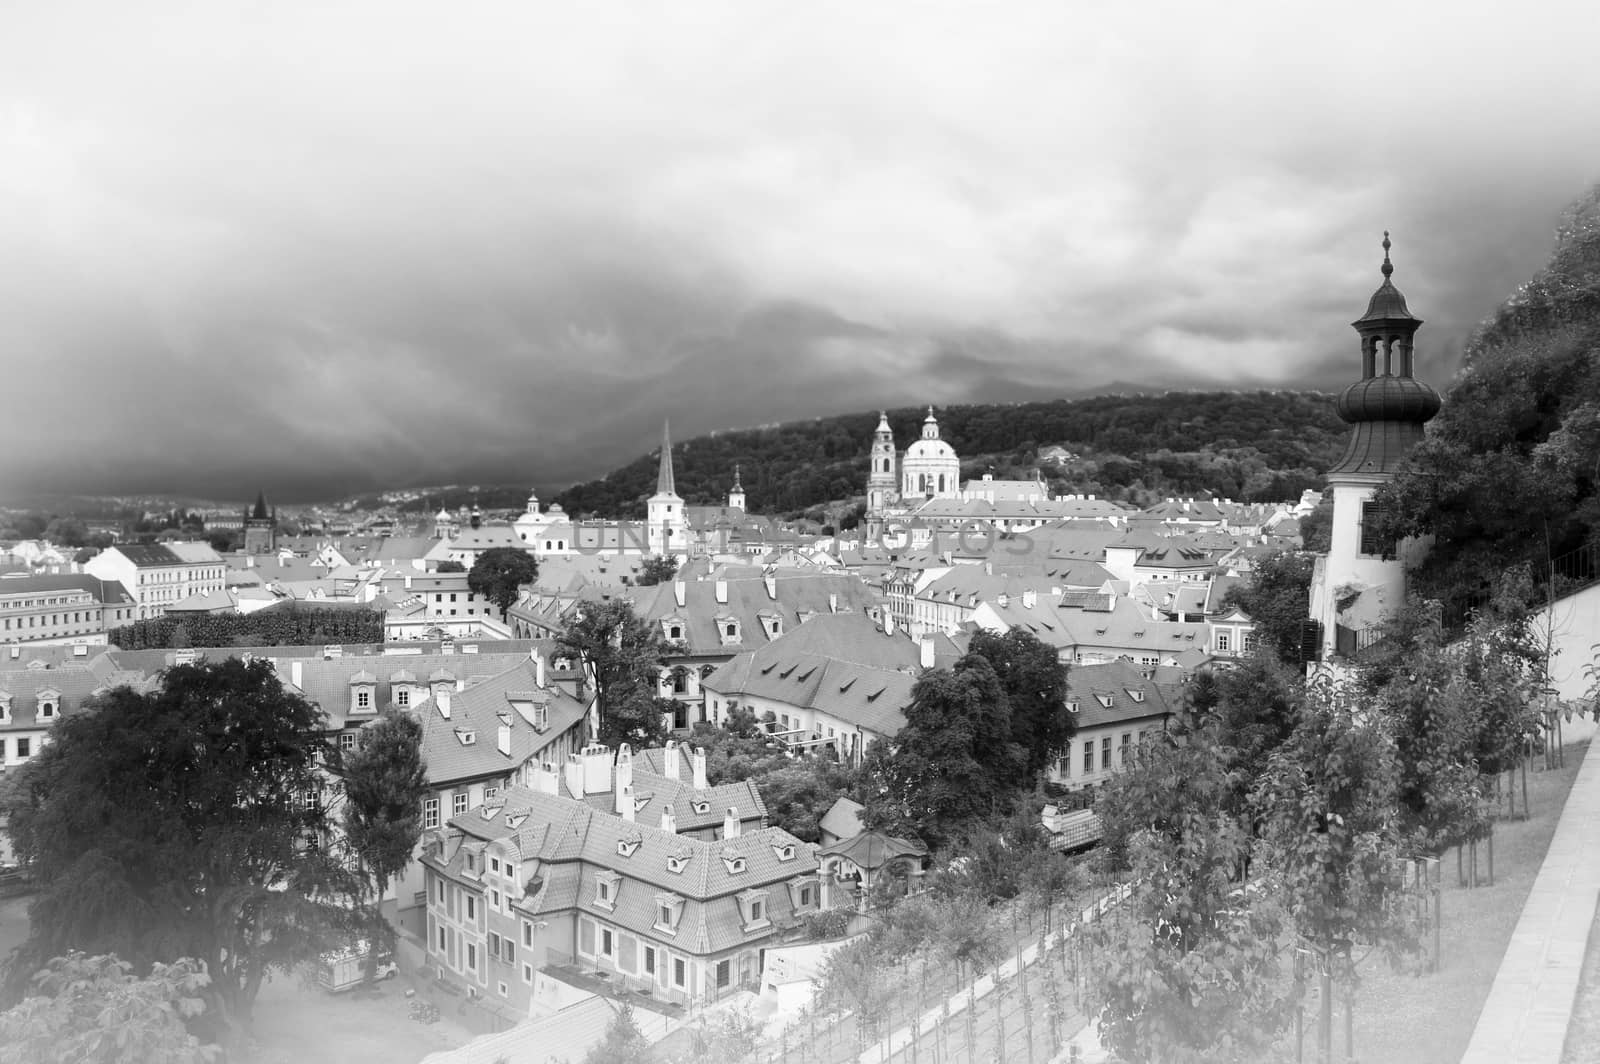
top-left (1, 659), bottom-right (357, 1040)
top-left (0, 953), bottom-right (218, 1064)
top-left (1221, 550), bottom-right (1314, 668)
top-left (467, 547), bottom-right (540, 620)
top-left (557, 599), bottom-right (672, 748)
top-left (964, 628), bottom-right (1074, 780)
top-left (338, 710), bottom-right (428, 976)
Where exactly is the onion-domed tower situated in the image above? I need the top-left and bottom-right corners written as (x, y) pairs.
top-left (1310, 233), bottom-right (1442, 667)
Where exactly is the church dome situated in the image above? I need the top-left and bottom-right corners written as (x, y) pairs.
top-left (904, 438), bottom-right (958, 460)
top-left (1334, 375), bottom-right (1441, 424)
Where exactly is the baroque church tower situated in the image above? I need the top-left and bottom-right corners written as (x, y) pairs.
top-left (1308, 233), bottom-right (1441, 668)
top-left (727, 465), bottom-right (746, 512)
top-left (865, 411), bottom-right (899, 540)
top-left (647, 420), bottom-right (687, 556)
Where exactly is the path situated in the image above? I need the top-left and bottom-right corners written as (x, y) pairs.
top-left (1461, 716), bottom-right (1600, 1064)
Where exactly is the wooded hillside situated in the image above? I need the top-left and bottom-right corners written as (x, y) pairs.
top-left (549, 391), bottom-right (1349, 519)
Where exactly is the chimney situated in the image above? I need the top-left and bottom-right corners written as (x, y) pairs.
top-left (535, 760), bottom-right (560, 796)
top-left (618, 784), bottom-right (636, 822)
top-left (692, 747), bottom-right (708, 790)
top-left (660, 804), bottom-right (677, 834)
top-left (663, 740), bottom-right (680, 780)
top-left (884, 612), bottom-right (895, 636)
top-left (533, 651), bottom-right (547, 689)
top-left (723, 807), bottom-right (741, 839)
top-left (563, 754), bottom-right (586, 799)
top-left (615, 743), bottom-right (634, 797)
top-left (497, 719), bottom-right (512, 757)
top-left (582, 742), bottom-right (613, 794)
top-left (436, 687), bottom-right (451, 719)
top-left (828, 592), bottom-right (838, 613)
top-left (984, 560), bottom-right (993, 576)
top-left (1023, 589), bottom-right (1037, 609)
top-left (674, 581), bottom-right (687, 608)
top-left (765, 576), bottom-right (777, 600)
top-left (246, 556), bottom-right (255, 568)
top-left (290, 660), bottom-right (303, 689)
top-left (714, 580), bottom-right (728, 604)
top-left (919, 635), bottom-right (936, 670)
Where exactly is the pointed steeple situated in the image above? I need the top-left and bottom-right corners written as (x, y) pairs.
top-left (732, 464), bottom-right (743, 492)
top-left (656, 420), bottom-right (678, 497)
top-left (251, 491), bottom-right (269, 521)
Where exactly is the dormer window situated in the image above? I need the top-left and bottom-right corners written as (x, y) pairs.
top-left (396, 688), bottom-right (410, 707)
top-left (480, 804), bottom-right (503, 822)
top-left (773, 842), bottom-right (797, 862)
top-left (506, 813), bottom-right (527, 830)
top-left (1095, 694), bottom-right (1114, 709)
top-left (38, 697), bottom-right (58, 721)
top-left (594, 870), bottom-right (620, 911)
top-left (654, 892), bottom-right (684, 934)
top-left (617, 835), bottom-right (642, 858)
top-left (722, 850), bottom-right (747, 875)
top-left (456, 729), bottom-right (477, 746)
top-left (666, 852), bottom-right (691, 875)
top-left (1128, 689), bottom-right (1145, 703)
top-left (692, 800), bottom-right (711, 816)
top-left (0, 693), bottom-right (12, 724)
top-left (736, 888), bottom-right (771, 932)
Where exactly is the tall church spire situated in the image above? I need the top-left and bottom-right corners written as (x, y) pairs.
top-left (656, 420), bottom-right (677, 497)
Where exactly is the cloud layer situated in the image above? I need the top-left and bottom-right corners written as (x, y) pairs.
top-left (4, 1), bottom-right (1598, 501)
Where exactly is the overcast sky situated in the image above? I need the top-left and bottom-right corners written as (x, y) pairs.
top-left (4, 1), bottom-right (1598, 503)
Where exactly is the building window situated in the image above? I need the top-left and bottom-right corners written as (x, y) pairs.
top-left (466, 895), bottom-right (476, 921)
top-left (339, 732), bottom-right (356, 752)
top-left (716, 959), bottom-right (731, 988)
top-left (397, 688), bottom-right (410, 707)
top-left (423, 798), bottom-right (439, 829)
top-left (17, 738), bottom-right (30, 759)
top-left (673, 957), bottom-right (686, 988)
top-left (454, 792), bottom-right (468, 816)
top-left (1216, 631), bottom-right (1231, 653)
top-left (438, 926), bottom-right (446, 951)
top-left (522, 963), bottom-right (534, 985)
top-left (644, 947), bottom-right (656, 976)
top-left (356, 690), bottom-right (371, 709)
top-left (523, 921), bottom-right (535, 948)
top-left (1119, 733), bottom-right (1131, 766)
top-left (799, 885), bottom-right (813, 906)
top-left (1083, 742), bottom-right (1094, 774)
top-left (466, 943), bottom-right (477, 973)
top-left (1101, 737), bottom-right (1112, 768)
top-left (600, 929), bottom-right (613, 957)
top-left (488, 933), bottom-right (501, 959)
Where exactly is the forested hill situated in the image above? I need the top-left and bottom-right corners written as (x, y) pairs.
top-left (552, 391), bottom-right (1350, 520)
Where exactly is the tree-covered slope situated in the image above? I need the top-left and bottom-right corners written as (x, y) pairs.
top-left (552, 390), bottom-right (1350, 519)
top-left (1377, 181), bottom-right (1600, 610)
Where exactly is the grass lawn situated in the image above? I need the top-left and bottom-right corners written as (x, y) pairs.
top-left (1309, 733), bottom-right (1593, 1064)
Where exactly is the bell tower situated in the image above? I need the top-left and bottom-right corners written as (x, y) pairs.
top-left (243, 491), bottom-right (275, 555)
top-left (865, 411), bottom-right (898, 540)
top-left (727, 465), bottom-right (746, 512)
top-left (647, 420), bottom-right (687, 556)
top-left (1309, 233), bottom-right (1442, 668)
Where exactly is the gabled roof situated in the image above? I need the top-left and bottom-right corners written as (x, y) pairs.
top-left (406, 658), bottom-right (589, 786)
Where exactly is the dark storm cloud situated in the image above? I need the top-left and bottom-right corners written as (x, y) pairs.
top-left (2, 1), bottom-right (1598, 502)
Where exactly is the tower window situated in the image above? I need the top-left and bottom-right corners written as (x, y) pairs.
top-left (1359, 502), bottom-right (1395, 558)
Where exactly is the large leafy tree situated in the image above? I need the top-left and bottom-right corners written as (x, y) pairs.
top-left (338, 710), bottom-right (428, 977)
top-left (964, 628), bottom-right (1073, 780)
top-left (557, 599), bottom-right (671, 748)
top-left (467, 547), bottom-right (540, 620)
top-left (1221, 550), bottom-right (1315, 668)
top-left (0, 953), bottom-right (218, 1064)
top-left (2, 660), bottom-right (357, 1041)
top-left (860, 655), bottom-right (1022, 848)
